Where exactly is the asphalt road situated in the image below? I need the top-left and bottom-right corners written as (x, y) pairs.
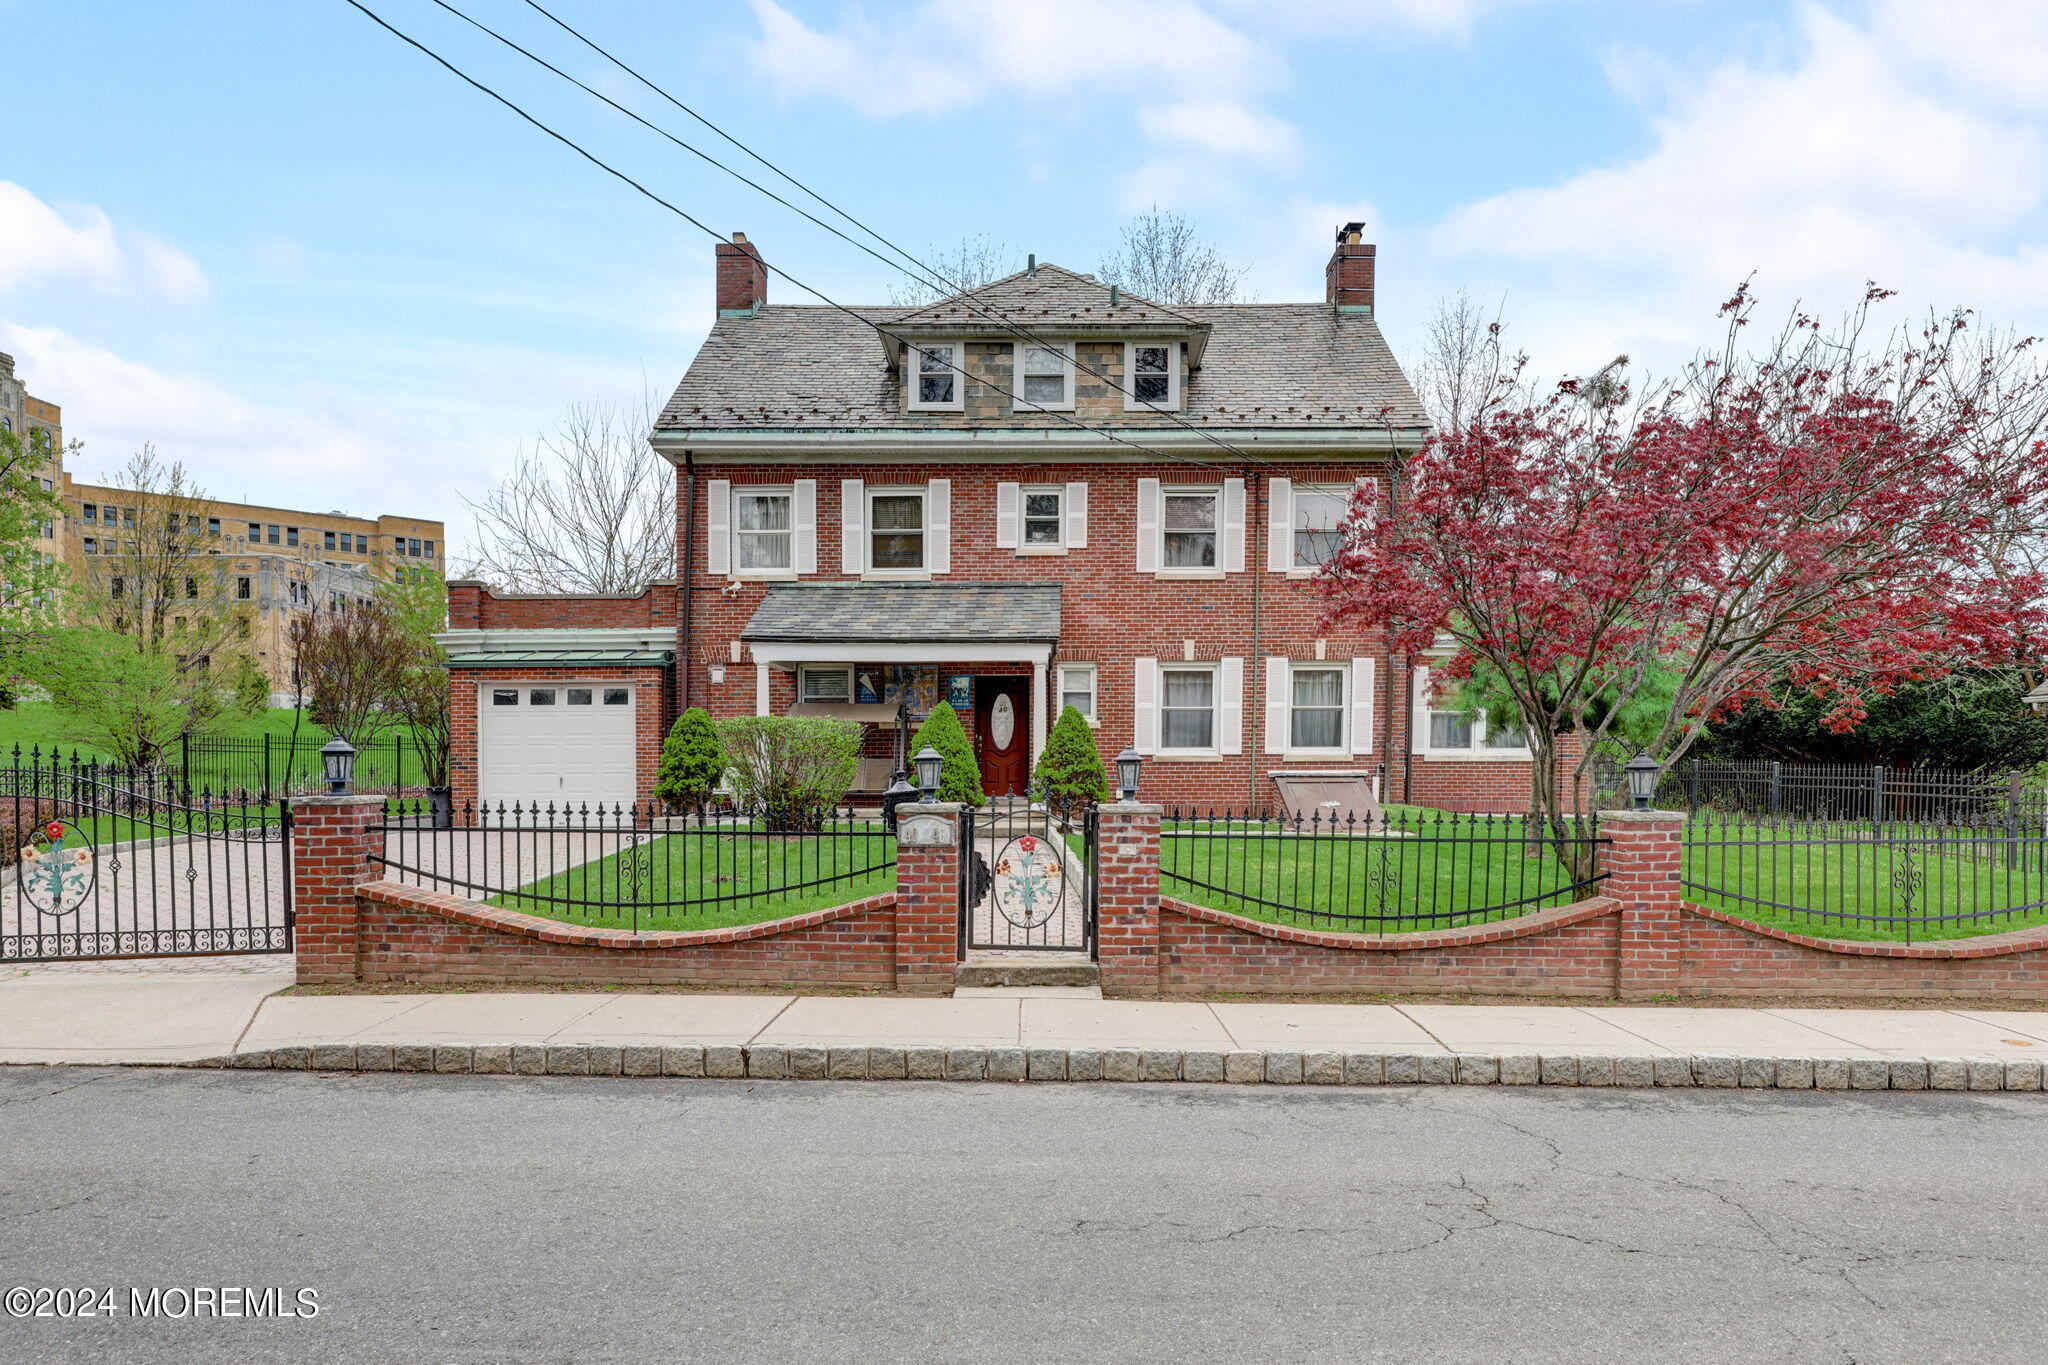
top-left (2, 1069), bottom-right (2045, 1364)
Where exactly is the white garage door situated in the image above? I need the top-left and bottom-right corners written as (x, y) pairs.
top-left (477, 682), bottom-right (638, 810)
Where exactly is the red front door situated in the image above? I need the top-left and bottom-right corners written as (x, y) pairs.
top-left (974, 677), bottom-right (1030, 796)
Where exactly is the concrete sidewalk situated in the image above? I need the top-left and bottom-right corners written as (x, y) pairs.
top-left (11, 968), bottom-right (2048, 1090)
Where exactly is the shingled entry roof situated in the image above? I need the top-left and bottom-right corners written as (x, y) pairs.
top-left (740, 583), bottom-right (1062, 643)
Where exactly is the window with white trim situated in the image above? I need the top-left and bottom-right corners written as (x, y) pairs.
top-left (907, 343), bottom-right (963, 411)
top-left (1058, 664), bottom-right (1097, 723)
top-left (1124, 342), bottom-right (1180, 410)
top-left (1013, 342), bottom-right (1074, 410)
top-left (1023, 487), bottom-right (1063, 547)
top-left (1159, 665), bottom-right (1217, 752)
top-left (1419, 669), bottom-right (1530, 753)
top-left (1292, 486), bottom-right (1348, 569)
top-left (799, 666), bottom-right (853, 704)
top-left (1289, 666), bottom-right (1347, 751)
top-left (868, 489), bottom-right (925, 570)
top-left (734, 489), bottom-right (793, 571)
top-left (1162, 490), bottom-right (1219, 569)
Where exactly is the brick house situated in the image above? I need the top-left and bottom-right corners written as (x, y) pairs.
top-left (440, 225), bottom-right (1550, 813)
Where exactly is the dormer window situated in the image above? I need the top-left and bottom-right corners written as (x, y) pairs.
top-left (907, 342), bottom-right (964, 411)
top-left (1014, 342), bottom-right (1075, 411)
top-left (1125, 341), bottom-right (1181, 411)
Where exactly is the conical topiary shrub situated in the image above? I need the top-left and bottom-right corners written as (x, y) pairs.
top-left (654, 706), bottom-right (725, 812)
top-left (1030, 704), bottom-right (1108, 817)
top-left (910, 700), bottom-right (985, 807)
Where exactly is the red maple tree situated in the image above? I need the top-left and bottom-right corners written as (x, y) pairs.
top-left (1324, 286), bottom-right (2048, 850)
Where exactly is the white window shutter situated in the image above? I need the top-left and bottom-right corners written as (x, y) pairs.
top-left (1411, 667), bottom-right (1431, 755)
top-left (705, 479), bottom-right (731, 577)
top-left (1222, 478), bottom-right (1246, 572)
top-left (1219, 657), bottom-right (1244, 756)
top-left (1135, 478), bottom-right (1161, 572)
top-left (840, 479), bottom-right (865, 574)
top-left (1264, 657), bottom-right (1289, 755)
top-left (927, 479), bottom-right (951, 574)
top-left (1351, 658), bottom-right (1374, 754)
top-left (1064, 481), bottom-right (1088, 548)
top-left (1266, 478), bottom-right (1293, 571)
top-left (1133, 658), bottom-right (1158, 755)
top-left (792, 479), bottom-right (817, 574)
top-left (995, 482), bottom-right (1020, 549)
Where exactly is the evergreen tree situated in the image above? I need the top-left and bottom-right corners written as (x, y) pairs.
top-left (655, 706), bottom-right (726, 810)
top-left (1031, 705), bottom-right (1108, 815)
top-left (910, 701), bottom-right (984, 807)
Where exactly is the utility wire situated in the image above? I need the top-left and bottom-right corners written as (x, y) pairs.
top-left (423, 0), bottom-right (1292, 471)
top-left (344, 0), bottom-right (1260, 475)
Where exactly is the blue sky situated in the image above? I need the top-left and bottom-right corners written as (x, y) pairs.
top-left (3, 0), bottom-right (2045, 554)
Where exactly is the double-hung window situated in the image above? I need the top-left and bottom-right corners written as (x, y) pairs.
top-left (1058, 664), bottom-right (1097, 724)
top-left (1023, 488), bottom-right (1063, 546)
top-left (1162, 490), bottom-right (1219, 569)
top-left (799, 666), bottom-right (853, 704)
top-left (869, 490), bottom-right (925, 570)
top-left (1159, 666), bottom-right (1217, 752)
top-left (908, 343), bottom-right (963, 411)
top-left (1014, 342), bottom-right (1074, 410)
top-left (1292, 486), bottom-right (1349, 569)
top-left (1124, 342), bottom-right (1180, 410)
top-left (1419, 668), bottom-right (1530, 754)
top-left (735, 490), bottom-right (794, 571)
top-left (1289, 666), bottom-right (1347, 751)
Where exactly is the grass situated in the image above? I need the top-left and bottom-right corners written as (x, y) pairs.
top-left (489, 823), bottom-right (898, 932)
top-left (1160, 809), bottom-right (2048, 944)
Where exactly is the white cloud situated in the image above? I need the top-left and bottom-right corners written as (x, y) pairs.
top-left (1138, 100), bottom-right (1298, 162)
top-left (0, 182), bottom-right (208, 302)
top-left (1215, 0), bottom-right (1545, 41)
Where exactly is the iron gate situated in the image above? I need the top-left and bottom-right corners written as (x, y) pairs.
top-left (3, 756), bottom-right (294, 964)
top-left (960, 795), bottom-right (1097, 954)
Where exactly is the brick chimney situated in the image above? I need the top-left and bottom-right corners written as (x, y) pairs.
top-left (716, 231), bottom-right (768, 316)
top-left (1325, 222), bottom-right (1375, 313)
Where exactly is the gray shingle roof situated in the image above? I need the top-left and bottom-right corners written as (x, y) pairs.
top-left (741, 583), bottom-right (1062, 643)
top-left (657, 264), bottom-right (1426, 432)
top-left (890, 264), bottom-right (1188, 328)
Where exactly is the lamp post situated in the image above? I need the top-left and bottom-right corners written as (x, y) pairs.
top-left (913, 744), bottom-right (944, 801)
top-left (1115, 746), bottom-right (1143, 802)
top-left (321, 736), bottom-right (358, 795)
top-left (1623, 752), bottom-right (1659, 811)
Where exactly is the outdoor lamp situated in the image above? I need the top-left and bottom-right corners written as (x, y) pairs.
top-left (1624, 751), bottom-right (1658, 810)
top-left (1116, 746), bottom-right (1144, 802)
top-left (913, 744), bottom-right (944, 800)
top-left (321, 736), bottom-right (358, 795)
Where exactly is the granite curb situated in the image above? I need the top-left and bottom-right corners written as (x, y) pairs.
top-left (180, 1045), bottom-right (2048, 1092)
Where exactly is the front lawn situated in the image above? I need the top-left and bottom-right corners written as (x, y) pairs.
top-left (490, 823), bottom-right (897, 931)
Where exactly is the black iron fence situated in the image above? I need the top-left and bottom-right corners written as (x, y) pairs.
top-left (1680, 808), bottom-right (2048, 942)
top-left (1596, 756), bottom-right (2048, 826)
top-left (176, 733), bottom-right (434, 798)
top-left (369, 801), bottom-right (897, 933)
top-left (1160, 807), bottom-right (1606, 933)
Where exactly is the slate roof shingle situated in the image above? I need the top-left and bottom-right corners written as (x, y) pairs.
top-left (740, 583), bottom-right (1063, 643)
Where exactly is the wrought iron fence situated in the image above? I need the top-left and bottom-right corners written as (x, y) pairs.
top-left (176, 733), bottom-right (434, 797)
top-left (369, 801), bottom-right (897, 932)
top-left (1159, 807), bottom-right (1606, 933)
top-left (1596, 756), bottom-right (2047, 827)
top-left (1680, 809), bottom-right (2048, 942)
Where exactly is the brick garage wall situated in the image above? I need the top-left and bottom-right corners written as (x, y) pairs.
top-left (447, 580), bottom-right (677, 630)
top-left (1156, 895), bottom-right (1624, 996)
top-left (344, 881), bottom-right (898, 988)
top-left (448, 664), bottom-right (670, 809)
top-left (1675, 903), bottom-right (2048, 999)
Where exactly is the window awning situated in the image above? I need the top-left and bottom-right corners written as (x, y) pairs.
top-left (740, 582), bottom-right (1061, 666)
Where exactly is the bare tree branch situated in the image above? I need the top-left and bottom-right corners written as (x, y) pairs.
top-left (1096, 207), bottom-right (1250, 305)
top-left (887, 234), bottom-right (1021, 306)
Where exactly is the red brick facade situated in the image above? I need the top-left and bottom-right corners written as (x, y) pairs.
top-left (447, 579), bottom-right (676, 631)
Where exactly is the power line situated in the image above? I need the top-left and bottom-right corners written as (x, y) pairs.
top-left (343, 0), bottom-right (1260, 475)
top-left (420, 0), bottom-right (1289, 472)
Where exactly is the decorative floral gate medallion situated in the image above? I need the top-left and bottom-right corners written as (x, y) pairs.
top-left (17, 820), bottom-right (97, 918)
top-left (991, 832), bottom-right (1066, 931)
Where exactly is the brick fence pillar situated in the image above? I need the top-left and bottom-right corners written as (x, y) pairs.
top-left (1095, 802), bottom-right (1162, 997)
top-left (1604, 808), bottom-right (1686, 998)
top-left (291, 794), bottom-right (384, 985)
top-left (893, 802), bottom-right (961, 995)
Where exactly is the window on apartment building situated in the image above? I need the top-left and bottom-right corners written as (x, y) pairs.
top-left (735, 490), bottom-right (793, 570)
top-left (120, 508), bottom-right (134, 528)
top-left (1014, 342), bottom-right (1074, 410)
top-left (324, 531), bottom-right (336, 551)
top-left (1125, 342), bottom-right (1180, 410)
top-left (1162, 491), bottom-right (1219, 569)
top-left (1159, 666), bottom-right (1217, 752)
top-left (424, 540), bottom-right (435, 559)
top-left (247, 522), bottom-right (260, 541)
top-left (82, 502), bottom-right (97, 522)
top-left (799, 666), bottom-right (853, 704)
top-left (908, 343), bottom-right (962, 410)
top-left (185, 578), bottom-right (199, 600)
top-left (208, 518), bottom-right (220, 537)
top-left (1292, 487), bottom-right (1349, 569)
top-left (109, 576), bottom-right (123, 599)
top-left (1058, 664), bottom-right (1097, 723)
top-left (81, 537), bottom-right (97, 556)
top-left (265, 524), bottom-right (280, 545)
top-left (186, 515), bottom-right (202, 535)
top-left (102, 507), bottom-right (116, 526)
top-left (236, 577), bottom-right (251, 600)
top-left (1289, 666), bottom-right (1347, 751)
top-left (1023, 488), bottom-right (1063, 546)
top-left (869, 490), bottom-right (925, 570)
top-left (408, 538), bottom-right (421, 557)
top-left (283, 527), bottom-right (298, 547)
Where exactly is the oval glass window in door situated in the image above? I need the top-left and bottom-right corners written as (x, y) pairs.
top-left (990, 694), bottom-right (1016, 749)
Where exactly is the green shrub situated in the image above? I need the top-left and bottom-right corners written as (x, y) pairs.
top-left (655, 706), bottom-right (726, 811)
top-left (715, 715), bottom-right (860, 830)
top-left (910, 701), bottom-right (984, 807)
top-left (1031, 704), bottom-right (1107, 814)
